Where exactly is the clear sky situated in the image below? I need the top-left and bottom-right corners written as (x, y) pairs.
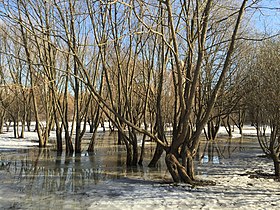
top-left (250, 0), bottom-right (280, 35)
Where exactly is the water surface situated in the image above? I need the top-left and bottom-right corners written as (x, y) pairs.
top-left (0, 132), bottom-right (269, 209)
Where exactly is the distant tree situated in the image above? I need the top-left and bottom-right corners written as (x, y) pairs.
top-left (0, 24), bottom-right (33, 138)
top-left (0, 27), bottom-right (7, 134)
top-left (247, 39), bottom-right (280, 177)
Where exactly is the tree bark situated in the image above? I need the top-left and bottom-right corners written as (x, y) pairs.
top-left (0, 110), bottom-right (4, 134)
top-left (272, 155), bottom-right (280, 177)
top-left (148, 143), bottom-right (164, 167)
top-left (165, 153), bottom-right (194, 184)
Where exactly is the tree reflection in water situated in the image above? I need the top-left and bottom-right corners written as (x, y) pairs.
top-left (6, 149), bottom-right (118, 194)
top-left (196, 137), bottom-right (250, 164)
top-left (0, 135), bottom-right (166, 195)
top-left (0, 135), bottom-right (261, 196)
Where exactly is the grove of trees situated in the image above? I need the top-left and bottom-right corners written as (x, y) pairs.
top-left (246, 39), bottom-right (280, 177)
top-left (0, 0), bottom-right (279, 184)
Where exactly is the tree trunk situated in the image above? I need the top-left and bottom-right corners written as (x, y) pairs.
top-left (16, 112), bottom-right (20, 139)
top-left (6, 121), bottom-right (11, 132)
top-left (87, 132), bottom-right (96, 153)
top-left (56, 128), bottom-right (63, 153)
top-left (148, 143), bottom-right (164, 167)
top-left (65, 130), bottom-right (74, 154)
top-left (124, 140), bottom-right (132, 166)
top-left (186, 156), bottom-right (195, 180)
top-left (55, 118), bottom-right (63, 153)
top-left (132, 141), bottom-right (138, 166)
top-left (88, 107), bottom-right (100, 152)
top-left (88, 117), bottom-right (94, 133)
top-left (88, 125), bottom-right (98, 152)
top-left (238, 125), bottom-right (243, 135)
top-left (13, 117), bottom-right (17, 138)
top-left (223, 116), bottom-right (232, 137)
top-left (165, 153), bottom-right (194, 184)
top-left (117, 130), bottom-right (123, 145)
top-left (206, 118), bottom-right (220, 141)
top-left (26, 118), bottom-right (31, 132)
top-left (74, 117), bottom-right (81, 154)
top-left (138, 134), bottom-right (146, 166)
top-left (20, 119), bottom-right (25, 138)
top-left (108, 121), bottom-right (114, 132)
top-left (272, 155), bottom-right (280, 177)
top-left (0, 110), bottom-right (5, 134)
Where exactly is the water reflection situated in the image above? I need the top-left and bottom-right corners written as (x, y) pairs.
top-left (197, 137), bottom-right (251, 164)
top-left (0, 148), bottom-right (166, 196)
top-left (7, 150), bottom-right (108, 194)
top-left (0, 135), bottom-right (260, 196)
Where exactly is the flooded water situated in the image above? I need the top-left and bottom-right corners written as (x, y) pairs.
top-left (0, 132), bottom-right (272, 209)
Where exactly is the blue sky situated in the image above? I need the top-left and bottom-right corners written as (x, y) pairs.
top-left (250, 0), bottom-right (280, 35)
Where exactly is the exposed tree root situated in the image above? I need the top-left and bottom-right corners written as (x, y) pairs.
top-left (165, 153), bottom-right (216, 186)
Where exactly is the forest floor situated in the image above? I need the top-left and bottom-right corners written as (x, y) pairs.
top-left (0, 125), bottom-right (280, 210)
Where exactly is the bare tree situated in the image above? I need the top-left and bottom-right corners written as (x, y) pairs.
top-left (247, 38), bottom-right (280, 177)
top-left (129, 0), bottom-right (249, 183)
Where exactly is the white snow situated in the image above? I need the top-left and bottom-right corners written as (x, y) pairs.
top-left (86, 175), bottom-right (280, 210)
top-left (0, 134), bottom-right (38, 150)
